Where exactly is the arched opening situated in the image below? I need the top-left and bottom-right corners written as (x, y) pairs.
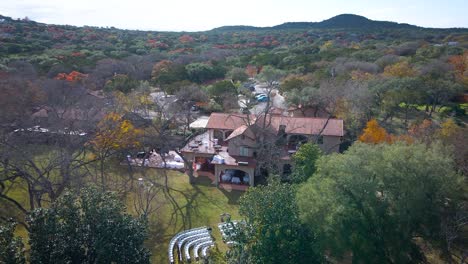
top-left (283, 164), bottom-right (292, 176)
top-left (219, 169), bottom-right (250, 185)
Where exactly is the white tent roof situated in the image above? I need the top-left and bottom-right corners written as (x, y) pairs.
top-left (189, 116), bottom-right (210, 129)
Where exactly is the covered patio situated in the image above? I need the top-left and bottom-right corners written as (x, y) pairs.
top-left (181, 129), bottom-right (257, 191)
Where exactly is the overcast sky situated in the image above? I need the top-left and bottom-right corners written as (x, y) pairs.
top-left (1, 0), bottom-right (467, 31)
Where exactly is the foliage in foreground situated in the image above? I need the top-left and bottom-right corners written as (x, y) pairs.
top-left (27, 187), bottom-right (150, 264)
top-left (228, 178), bottom-right (322, 264)
top-left (0, 221), bottom-right (25, 264)
top-left (297, 142), bottom-right (463, 263)
top-left (290, 143), bottom-right (322, 183)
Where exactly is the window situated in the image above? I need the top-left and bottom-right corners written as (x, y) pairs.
top-left (317, 135), bottom-right (324, 145)
top-left (239, 146), bottom-right (249, 157)
top-left (279, 125), bottom-right (286, 134)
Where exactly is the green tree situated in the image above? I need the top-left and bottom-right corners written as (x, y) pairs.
top-left (227, 67), bottom-right (249, 83)
top-left (297, 142), bottom-right (462, 264)
top-left (257, 65), bottom-right (285, 87)
top-left (0, 221), bottom-right (25, 264)
top-left (185, 62), bottom-right (224, 84)
top-left (207, 80), bottom-right (236, 99)
top-left (27, 187), bottom-right (150, 264)
top-left (207, 80), bottom-right (238, 111)
top-left (419, 78), bottom-right (462, 117)
top-left (233, 178), bottom-right (322, 264)
top-left (291, 143), bottom-right (322, 183)
top-left (369, 77), bottom-right (423, 124)
top-left (280, 75), bottom-right (307, 94)
top-left (151, 60), bottom-right (188, 94)
top-left (104, 74), bottom-right (138, 94)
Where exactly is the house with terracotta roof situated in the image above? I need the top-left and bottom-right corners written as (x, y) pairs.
top-left (181, 112), bottom-right (344, 191)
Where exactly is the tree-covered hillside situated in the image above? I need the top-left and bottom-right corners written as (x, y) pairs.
top-left (1, 13), bottom-right (467, 74)
top-left (0, 12), bottom-right (467, 161)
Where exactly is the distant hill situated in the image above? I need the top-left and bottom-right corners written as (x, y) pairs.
top-left (211, 25), bottom-right (261, 31)
top-left (211, 14), bottom-right (420, 32)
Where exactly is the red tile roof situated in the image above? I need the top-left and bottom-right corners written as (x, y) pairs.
top-left (206, 113), bottom-right (344, 137)
top-left (205, 113), bottom-right (254, 130)
top-left (268, 116), bottom-right (344, 137)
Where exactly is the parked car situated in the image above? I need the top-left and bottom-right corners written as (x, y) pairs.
top-left (243, 82), bottom-right (256, 91)
top-left (190, 105), bottom-right (200, 112)
top-left (136, 152), bottom-right (147, 159)
top-left (256, 94), bottom-right (268, 102)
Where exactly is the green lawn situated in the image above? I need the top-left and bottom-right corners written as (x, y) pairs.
top-left (4, 161), bottom-right (242, 263)
top-left (123, 169), bottom-right (243, 263)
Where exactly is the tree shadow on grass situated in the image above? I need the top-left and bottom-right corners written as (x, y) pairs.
top-left (219, 189), bottom-right (243, 205)
top-left (192, 175), bottom-right (243, 205)
top-left (165, 182), bottom-right (203, 232)
top-left (192, 175), bottom-right (215, 187)
top-left (143, 171), bottom-right (244, 263)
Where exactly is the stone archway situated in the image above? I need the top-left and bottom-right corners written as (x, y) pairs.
top-left (214, 165), bottom-right (255, 187)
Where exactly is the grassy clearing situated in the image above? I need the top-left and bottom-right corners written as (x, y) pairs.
top-left (120, 168), bottom-right (242, 263)
top-left (4, 159), bottom-right (242, 263)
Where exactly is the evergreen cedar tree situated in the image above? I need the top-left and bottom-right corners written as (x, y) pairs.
top-left (291, 143), bottom-right (322, 183)
top-left (27, 187), bottom-right (150, 264)
top-left (0, 221), bottom-right (26, 264)
top-left (234, 179), bottom-right (323, 264)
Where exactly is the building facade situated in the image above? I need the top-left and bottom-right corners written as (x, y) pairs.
top-left (181, 113), bottom-right (344, 190)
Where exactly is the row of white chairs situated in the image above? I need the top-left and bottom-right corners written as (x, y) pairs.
top-left (177, 231), bottom-right (210, 261)
top-left (194, 241), bottom-right (214, 261)
top-left (218, 221), bottom-right (239, 243)
top-left (184, 236), bottom-right (212, 262)
top-left (168, 227), bottom-right (213, 263)
top-left (168, 227), bottom-right (207, 263)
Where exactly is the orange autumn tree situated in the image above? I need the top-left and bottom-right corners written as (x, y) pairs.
top-left (245, 65), bottom-right (258, 78)
top-left (90, 113), bottom-right (142, 187)
top-left (179, 34), bottom-right (194, 44)
top-left (448, 51), bottom-right (468, 86)
top-left (55, 71), bottom-right (88, 82)
top-left (383, 61), bottom-right (416, 78)
top-left (437, 119), bottom-right (467, 175)
top-left (359, 119), bottom-right (391, 144)
top-left (406, 119), bottom-right (436, 143)
top-left (438, 118), bottom-right (461, 139)
top-left (350, 70), bottom-right (375, 81)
